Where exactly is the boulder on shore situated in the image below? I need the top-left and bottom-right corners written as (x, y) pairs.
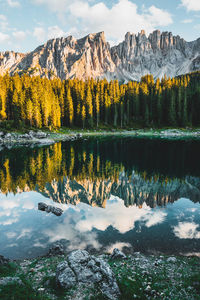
top-left (110, 248), bottom-right (127, 260)
top-left (56, 249), bottom-right (120, 300)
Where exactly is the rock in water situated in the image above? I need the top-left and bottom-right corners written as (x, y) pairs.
top-left (0, 255), bottom-right (9, 265)
top-left (38, 202), bottom-right (48, 211)
top-left (110, 248), bottom-right (127, 260)
top-left (38, 202), bottom-right (63, 216)
top-left (48, 242), bottom-right (65, 256)
top-left (56, 250), bottom-right (120, 299)
top-left (51, 206), bottom-right (63, 216)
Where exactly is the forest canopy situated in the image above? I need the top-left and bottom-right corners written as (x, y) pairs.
top-left (0, 71), bottom-right (200, 129)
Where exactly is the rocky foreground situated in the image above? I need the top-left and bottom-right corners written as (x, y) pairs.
top-left (0, 245), bottom-right (199, 300)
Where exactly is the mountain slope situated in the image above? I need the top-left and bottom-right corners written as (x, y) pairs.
top-left (0, 30), bottom-right (200, 81)
top-left (111, 30), bottom-right (200, 81)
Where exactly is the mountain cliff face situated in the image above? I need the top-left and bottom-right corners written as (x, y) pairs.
top-left (1, 30), bottom-right (200, 81)
top-left (0, 51), bottom-right (25, 75)
top-left (111, 30), bottom-right (200, 81)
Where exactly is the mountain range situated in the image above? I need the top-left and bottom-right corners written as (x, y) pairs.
top-left (1, 30), bottom-right (200, 81)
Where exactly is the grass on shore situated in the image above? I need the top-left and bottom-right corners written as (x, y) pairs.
top-left (0, 253), bottom-right (200, 300)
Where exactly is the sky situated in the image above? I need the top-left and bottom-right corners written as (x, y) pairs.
top-left (0, 0), bottom-right (200, 53)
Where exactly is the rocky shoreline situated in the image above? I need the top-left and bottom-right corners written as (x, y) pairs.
top-left (0, 130), bottom-right (83, 150)
top-left (0, 245), bottom-right (199, 300)
top-left (0, 128), bottom-right (200, 151)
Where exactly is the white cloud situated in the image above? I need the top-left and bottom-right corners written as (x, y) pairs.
top-left (0, 218), bottom-right (18, 225)
top-left (33, 27), bottom-right (46, 43)
top-left (33, 25), bottom-right (67, 43)
top-left (13, 30), bottom-right (26, 41)
top-left (43, 210), bottom-right (100, 250)
top-left (7, 0), bottom-right (20, 7)
top-left (194, 24), bottom-right (200, 30)
top-left (68, 0), bottom-right (173, 43)
top-left (47, 25), bottom-right (66, 39)
top-left (32, 0), bottom-right (173, 43)
top-left (6, 232), bottom-right (17, 239)
top-left (173, 222), bottom-right (200, 239)
top-left (0, 15), bottom-right (9, 32)
top-left (181, 19), bottom-right (193, 23)
top-left (147, 6), bottom-right (173, 27)
top-left (0, 15), bottom-right (7, 21)
top-left (17, 228), bottom-right (32, 240)
top-left (143, 211), bottom-right (167, 228)
top-left (181, 0), bottom-right (200, 11)
top-left (75, 197), bottom-right (166, 234)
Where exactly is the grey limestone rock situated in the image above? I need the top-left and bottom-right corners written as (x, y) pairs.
top-left (38, 202), bottom-right (63, 216)
top-left (167, 257), bottom-right (177, 263)
top-left (56, 250), bottom-right (120, 299)
top-left (110, 248), bottom-right (127, 260)
top-left (0, 277), bottom-right (23, 286)
top-left (1, 30), bottom-right (200, 81)
top-left (56, 261), bottom-right (77, 289)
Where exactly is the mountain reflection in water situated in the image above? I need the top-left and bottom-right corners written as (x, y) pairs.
top-left (0, 137), bottom-right (200, 208)
top-left (0, 137), bottom-right (200, 259)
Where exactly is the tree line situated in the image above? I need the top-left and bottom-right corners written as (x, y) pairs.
top-left (0, 71), bottom-right (200, 129)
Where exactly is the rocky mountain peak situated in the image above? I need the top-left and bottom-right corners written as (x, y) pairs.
top-left (0, 29), bottom-right (200, 81)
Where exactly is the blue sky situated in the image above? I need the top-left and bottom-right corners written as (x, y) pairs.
top-left (0, 0), bottom-right (200, 52)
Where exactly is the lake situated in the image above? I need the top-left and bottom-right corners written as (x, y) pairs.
top-left (0, 136), bottom-right (200, 259)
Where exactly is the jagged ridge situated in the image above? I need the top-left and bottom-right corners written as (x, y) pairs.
top-left (0, 30), bottom-right (200, 81)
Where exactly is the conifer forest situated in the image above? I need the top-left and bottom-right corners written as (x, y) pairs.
top-left (0, 71), bottom-right (200, 129)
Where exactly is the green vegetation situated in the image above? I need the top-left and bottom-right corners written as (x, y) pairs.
top-left (1, 71), bottom-right (200, 130)
top-left (0, 254), bottom-right (199, 300)
top-left (0, 281), bottom-right (50, 300)
top-left (0, 262), bottom-right (17, 277)
top-left (109, 255), bottom-right (200, 300)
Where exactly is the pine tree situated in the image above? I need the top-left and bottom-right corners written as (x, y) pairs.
top-left (66, 87), bottom-right (74, 126)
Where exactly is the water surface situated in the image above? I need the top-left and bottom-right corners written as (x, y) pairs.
top-left (0, 137), bottom-right (200, 259)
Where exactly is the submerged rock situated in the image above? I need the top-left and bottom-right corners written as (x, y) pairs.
top-left (0, 255), bottom-right (9, 265)
top-left (48, 242), bottom-right (65, 256)
top-left (38, 202), bottom-right (63, 216)
top-left (56, 249), bottom-right (120, 299)
top-left (38, 202), bottom-right (48, 211)
top-left (110, 248), bottom-right (127, 260)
